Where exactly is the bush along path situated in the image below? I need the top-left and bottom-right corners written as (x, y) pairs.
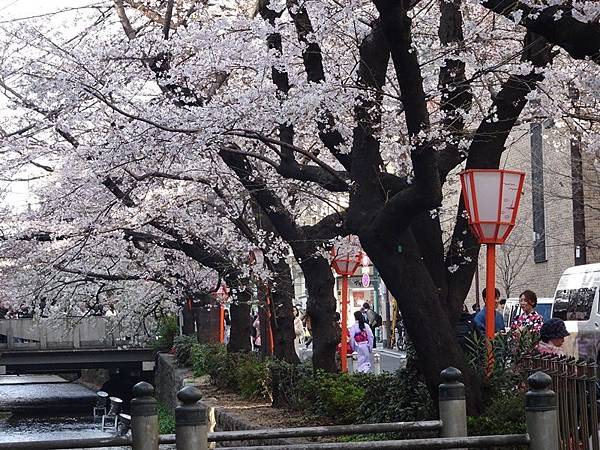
top-left (172, 335), bottom-right (529, 447)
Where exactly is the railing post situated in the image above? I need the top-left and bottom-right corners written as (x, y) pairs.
top-left (526, 371), bottom-right (558, 450)
top-left (439, 367), bottom-right (467, 450)
top-left (175, 385), bottom-right (208, 450)
top-left (130, 381), bottom-right (159, 450)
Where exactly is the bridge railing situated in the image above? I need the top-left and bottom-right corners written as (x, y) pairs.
top-left (0, 367), bottom-right (559, 450)
top-left (0, 317), bottom-right (127, 350)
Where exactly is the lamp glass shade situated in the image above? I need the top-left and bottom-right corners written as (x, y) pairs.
top-left (459, 169), bottom-right (525, 244)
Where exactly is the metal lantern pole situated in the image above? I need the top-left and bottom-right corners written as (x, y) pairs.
top-left (219, 304), bottom-right (225, 343)
top-left (485, 244), bottom-right (496, 340)
top-left (341, 275), bottom-right (349, 373)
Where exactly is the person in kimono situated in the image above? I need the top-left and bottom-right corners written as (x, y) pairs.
top-left (349, 311), bottom-right (374, 373)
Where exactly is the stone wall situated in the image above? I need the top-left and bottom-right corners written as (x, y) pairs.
top-left (155, 353), bottom-right (190, 412)
top-left (154, 352), bottom-right (293, 447)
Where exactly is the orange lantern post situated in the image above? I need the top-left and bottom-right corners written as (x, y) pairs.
top-left (215, 283), bottom-right (229, 343)
top-left (459, 169), bottom-right (525, 371)
top-left (331, 241), bottom-right (362, 373)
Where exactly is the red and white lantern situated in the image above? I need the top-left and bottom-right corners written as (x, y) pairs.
top-left (459, 169), bottom-right (525, 244)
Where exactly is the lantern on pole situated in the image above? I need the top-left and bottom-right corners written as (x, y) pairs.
top-left (331, 240), bottom-right (362, 373)
top-left (459, 169), bottom-right (525, 342)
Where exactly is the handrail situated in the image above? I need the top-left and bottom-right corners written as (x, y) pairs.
top-left (220, 434), bottom-right (531, 449)
top-left (0, 432), bottom-right (530, 449)
top-left (208, 420), bottom-right (442, 441)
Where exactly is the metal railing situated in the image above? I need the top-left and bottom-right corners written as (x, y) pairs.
top-left (525, 354), bottom-right (599, 450)
top-left (1, 367), bottom-right (558, 450)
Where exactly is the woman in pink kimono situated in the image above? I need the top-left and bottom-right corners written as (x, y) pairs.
top-left (350, 311), bottom-right (374, 373)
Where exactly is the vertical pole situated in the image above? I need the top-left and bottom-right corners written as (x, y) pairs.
top-left (526, 371), bottom-right (558, 450)
top-left (130, 382), bottom-right (159, 450)
top-left (373, 353), bottom-right (381, 375)
top-left (175, 385), bottom-right (208, 450)
top-left (219, 304), bottom-right (225, 343)
top-left (485, 244), bottom-right (496, 340)
top-left (439, 367), bottom-right (467, 450)
top-left (266, 289), bottom-right (274, 355)
top-left (341, 276), bottom-right (349, 373)
top-left (485, 244), bottom-right (496, 375)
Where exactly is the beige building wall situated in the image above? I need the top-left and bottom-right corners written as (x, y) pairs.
top-left (465, 122), bottom-right (600, 307)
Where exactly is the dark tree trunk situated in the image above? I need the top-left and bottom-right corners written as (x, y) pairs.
top-left (301, 256), bottom-right (338, 373)
top-left (270, 260), bottom-right (300, 363)
top-left (181, 301), bottom-right (195, 335)
top-left (361, 228), bottom-right (483, 414)
top-left (227, 282), bottom-right (252, 353)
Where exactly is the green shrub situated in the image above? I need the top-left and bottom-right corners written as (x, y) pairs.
top-left (173, 335), bottom-right (198, 366)
top-left (153, 315), bottom-right (179, 351)
top-left (299, 371), bottom-right (365, 424)
top-left (190, 343), bottom-right (227, 377)
top-left (269, 359), bottom-right (313, 409)
top-left (235, 353), bottom-right (271, 400)
top-left (358, 369), bottom-right (434, 424)
top-left (157, 402), bottom-right (175, 434)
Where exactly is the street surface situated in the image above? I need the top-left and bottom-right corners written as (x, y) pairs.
top-left (299, 344), bottom-right (407, 373)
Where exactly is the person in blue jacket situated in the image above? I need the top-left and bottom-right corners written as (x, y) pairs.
top-left (474, 288), bottom-right (505, 334)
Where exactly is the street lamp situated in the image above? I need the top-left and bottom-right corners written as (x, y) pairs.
top-left (331, 240), bottom-right (362, 373)
top-left (459, 169), bottom-right (525, 341)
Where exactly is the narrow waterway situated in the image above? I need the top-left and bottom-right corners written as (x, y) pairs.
top-left (0, 375), bottom-right (117, 446)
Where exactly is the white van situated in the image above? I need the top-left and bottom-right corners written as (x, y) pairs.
top-left (503, 297), bottom-right (554, 331)
top-left (551, 263), bottom-right (600, 359)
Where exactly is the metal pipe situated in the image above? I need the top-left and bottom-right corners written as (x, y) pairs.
top-left (217, 434), bottom-right (530, 450)
top-left (0, 436), bottom-right (133, 450)
top-left (341, 275), bottom-right (349, 372)
top-left (208, 420), bottom-right (442, 442)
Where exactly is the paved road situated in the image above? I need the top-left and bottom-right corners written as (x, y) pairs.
top-left (299, 346), bottom-right (406, 373)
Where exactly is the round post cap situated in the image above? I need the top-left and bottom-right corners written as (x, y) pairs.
top-left (440, 367), bottom-right (462, 383)
top-left (439, 367), bottom-right (465, 401)
top-left (177, 385), bottom-right (203, 405)
top-left (526, 371), bottom-right (555, 412)
top-left (132, 381), bottom-right (155, 398)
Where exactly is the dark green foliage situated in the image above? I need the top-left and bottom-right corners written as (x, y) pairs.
top-left (157, 402), bottom-right (176, 434)
top-left (358, 370), bottom-right (434, 424)
top-left (235, 353), bottom-right (272, 400)
top-left (173, 335), bottom-right (198, 366)
top-left (299, 371), bottom-right (365, 424)
top-left (153, 315), bottom-right (179, 351)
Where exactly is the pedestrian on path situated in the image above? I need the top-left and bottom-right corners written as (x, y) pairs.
top-left (536, 318), bottom-right (569, 355)
top-left (350, 311), bottom-right (374, 373)
top-left (511, 290), bottom-right (544, 334)
top-left (474, 288), bottom-right (505, 334)
top-left (293, 307), bottom-right (304, 357)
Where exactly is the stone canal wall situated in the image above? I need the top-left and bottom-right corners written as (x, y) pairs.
top-left (155, 353), bottom-right (293, 447)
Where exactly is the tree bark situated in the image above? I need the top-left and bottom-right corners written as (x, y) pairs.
top-left (270, 259), bottom-right (300, 363)
top-left (301, 256), bottom-right (338, 373)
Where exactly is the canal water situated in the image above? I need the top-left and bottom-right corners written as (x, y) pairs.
top-left (0, 375), bottom-right (119, 447)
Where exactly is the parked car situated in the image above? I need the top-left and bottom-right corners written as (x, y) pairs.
top-left (503, 297), bottom-right (554, 331)
top-left (551, 263), bottom-right (600, 360)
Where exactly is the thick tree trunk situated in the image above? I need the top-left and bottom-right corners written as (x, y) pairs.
top-left (361, 228), bottom-right (483, 414)
top-left (301, 256), bottom-right (338, 373)
top-left (270, 260), bottom-right (300, 363)
top-left (227, 284), bottom-right (252, 353)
